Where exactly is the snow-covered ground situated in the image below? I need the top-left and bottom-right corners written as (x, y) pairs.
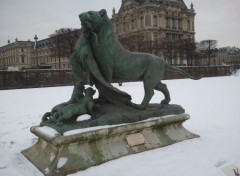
top-left (0, 73), bottom-right (240, 176)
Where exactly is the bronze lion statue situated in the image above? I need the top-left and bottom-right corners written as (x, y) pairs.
top-left (79, 9), bottom-right (200, 109)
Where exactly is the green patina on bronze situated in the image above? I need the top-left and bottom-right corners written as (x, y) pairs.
top-left (22, 10), bottom-right (201, 176)
top-left (42, 82), bottom-right (95, 125)
top-left (79, 9), bottom-right (201, 108)
top-left (41, 103), bottom-right (185, 134)
top-left (41, 9), bottom-right (200, 132)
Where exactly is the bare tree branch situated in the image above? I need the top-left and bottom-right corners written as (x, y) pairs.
top-left (49, 28), bottom-right (80, 69)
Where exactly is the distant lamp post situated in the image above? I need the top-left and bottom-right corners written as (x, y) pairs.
top-left (34, 34), bottom-right (38, 68)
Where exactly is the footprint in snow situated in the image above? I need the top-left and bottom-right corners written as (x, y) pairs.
top-left (21, 126), bottom-right (29, 130)
top-left (215, 159), bottom-right (227, 167)
top-left (0, 165), bottom-right (8, 170)
top-left (10, 141), bottom-right (15, 145)
top-left (0, 141), bottom-right (7, 149)
top-left (0, 132), bottom-right (9, 138)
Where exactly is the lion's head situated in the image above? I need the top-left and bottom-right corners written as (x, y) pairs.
top-left (79, 9), bottom-right (108, 32)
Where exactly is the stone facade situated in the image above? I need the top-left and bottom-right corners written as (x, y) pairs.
top-left (0, 39), bottom-right (70, 70)
top-left (112, 0), bottom-right (195, 43)
top-left (1, 1), bottom-right (239, 69)
top-left (32, 38), bottom-right (70, 70)
top-left (0, 39), bottom-right (33, 70)
top-left (217, 47), bottom-right (240, 65)
top-left (111, 0), bottom-right (196, 65)
top-left (0, 29), bottom-right (80, 70)
top-left (195, 47), bottom-right (240, 66)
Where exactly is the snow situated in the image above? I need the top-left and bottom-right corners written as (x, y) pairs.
top-left (76, 114), bottom-right (91, 122)
top-left (64, 124), bottom-right (121, 136)
top-left (57, 157), bottom-right (68, 169)
top-left (64, 114), bottom-right (178, 136)
top-left (50, 153), bottom-right (56, 162)
top-left (36, 126), bottom-right (59, 137)
top-left (0, 74), bottom-right (240, 176)
top-left (43, 168), bottom-right (49, 175)
top-left (233, 69), bottom-right (240, 76)
top-left (222, 164), bottom-right (240, 176)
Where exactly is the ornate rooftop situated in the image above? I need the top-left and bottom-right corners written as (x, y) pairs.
top-left (129, 0), bottom-right (188, 9)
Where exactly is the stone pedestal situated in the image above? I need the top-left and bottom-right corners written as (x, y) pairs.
top-left (22, 113), bottom-right (199, 176)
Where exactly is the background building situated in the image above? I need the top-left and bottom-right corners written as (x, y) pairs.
top-left (111, 0), bottom-right (196, 65)
top-left (0, 29), bottom-right (80, 70)
top-left (1, 1), bottom-right (240, 69)
top-left (217, 47), bottom-right (240, 66)
top-left (32, 38), bottom-right (69, 70)
top-left (0, 39), bottom-right (33, 70)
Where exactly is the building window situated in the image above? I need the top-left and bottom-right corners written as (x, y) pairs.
top-left (178, 34), bottom-right (183, 40)
top-left (172, 34), bottom-right (177, 41)
top-left (172, 18), bottom-right (177, 29)
top-left (166, 33), bottom-right (171, 41)
top-left (153, 32), bottom-right (158, 41)
top-left (132, 19), bottom-right (135, 30)
top-left (178, 19), bottom-right (182, 29)
top-left (140, 16), bottom-right (144, 28)
top-left (166, 17), bottom-right (170, 28)
top-left (21, 55), bottom-right (25, 63)
top-left (153, 15), bottom-right (157, 27)
top-left (140, 33), bottom-right (145, 41)
top-left (187, 20), bottom-right (190, 30)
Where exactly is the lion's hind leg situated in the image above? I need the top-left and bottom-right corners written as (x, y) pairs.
top-left (140, 86), bottom-right (154, 109)
top-left (140, 76), bottom-right (156, 109)
top-left (154, 82), bottom-right (171, 104)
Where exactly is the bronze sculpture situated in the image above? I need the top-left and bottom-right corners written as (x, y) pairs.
top-left (79, 9), bottom-right (200, 108)
top-left (22, 10), bottom-right (200, 175)
top-left (41, 9), bottom-right (200, 133)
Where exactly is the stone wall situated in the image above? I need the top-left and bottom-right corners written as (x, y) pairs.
top-left (0, 65), bottom-right (239, 90)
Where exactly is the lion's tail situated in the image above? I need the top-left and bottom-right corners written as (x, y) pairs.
top-left (165, 63), bottom-right (202, 80)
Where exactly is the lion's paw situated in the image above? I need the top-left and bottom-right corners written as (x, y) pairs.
top-left (161, 99), bottom-right (170, 104)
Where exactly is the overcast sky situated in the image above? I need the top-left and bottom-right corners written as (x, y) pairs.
top-left (0, 0), bottom-right (240, 48)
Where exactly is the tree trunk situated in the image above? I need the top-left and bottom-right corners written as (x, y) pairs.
top-left (59, 57), bottom-right (61, 69)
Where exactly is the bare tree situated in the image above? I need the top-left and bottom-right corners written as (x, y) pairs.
top-left (119, 37), bottom-right (131, 50)
top-left (199, 40), bottom-right (217, 66)
top-left (119, 35), bottom-right (198, 67)
top-left (179, 39), bottom-right (197, 66)
top-left (49, 33), bottom-right (64, 69)
top-left (119, 33), bottom-right (144, 52)
top-left (49, 28), bottom-right (80, 69)
top-left (163, 41), bottom-right (174, 65)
